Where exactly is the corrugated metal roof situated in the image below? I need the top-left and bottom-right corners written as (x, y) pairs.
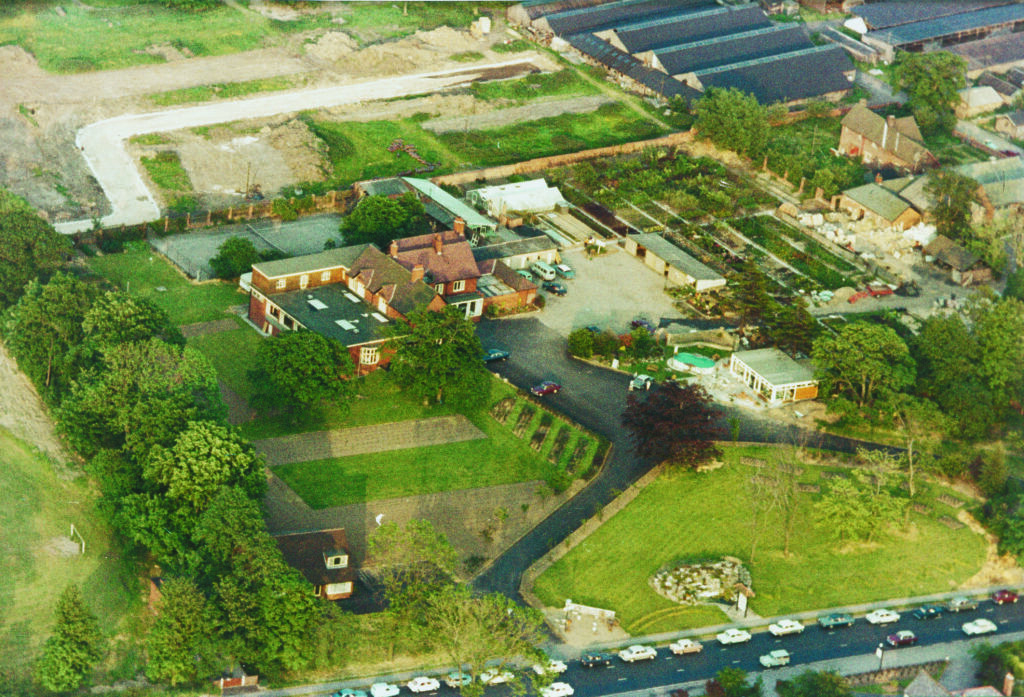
top-left (949, 31), bottom-right (1024, 73)
top-left (697, 44), bottom-right (853, 104)
top-left (843, 182), bottom-right (913, 222)
top-left (546, 0), bottom-right (692, 35)
top-left (402, 177), bottom-right (496, 230)
top-left (866, 3), bottom-right (1024, 47)
top-left (565, 32), bottom-right (701, 100)
top-left (852, 0), bottom-right (1008, 31)
top-left (630, 233), bottom-right (723, 282)
top-left (613, 4), bottom-right (770, 54)
top-left (656, 24), bottom-right (807, 76)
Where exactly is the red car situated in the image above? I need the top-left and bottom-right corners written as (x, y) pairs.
top-left (886, 630), bottom-right (918, 647)
top-left (531, 381), bottom-right (562, 396)
top-left (993, 590), bottom-right (1019, 605)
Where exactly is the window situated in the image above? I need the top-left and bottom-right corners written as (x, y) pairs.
top-left (276, 278), bottom-right (286, 290)
top-left (313, 585), bottom-right (322, 597)
top-left (325, 582), bottom-right (352, 596)
top-left (326, 554), bottom-right (349, 569)
top-left (268, 305), bottom-right (280, 320)
top-left (435, 283), bottom-right (445, 294)
top-left (377, 297), bottom-right (387, 314)
top-left (299, 274), bottom-right (309, 289)
top-left (283, 316), bottom-right (294, 330)
top-left (453, 280), bottom-right (465, 293)
top-left (360, 346), bottom-right (380, 365)
top-left (321, 270), bottom-right (331, 282)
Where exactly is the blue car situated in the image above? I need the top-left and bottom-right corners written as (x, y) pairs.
top-left (334, 690), bottom-right (367, 697)
top-left (555, 263), bottom-right (576, 279)
top-left (482, 348), bottom-right (510, 362)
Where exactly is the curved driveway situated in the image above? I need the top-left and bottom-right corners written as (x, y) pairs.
top-left (53, 58), bottom-right (540, 235)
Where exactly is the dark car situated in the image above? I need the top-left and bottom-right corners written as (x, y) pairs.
top-left (818, 613), bottom-right (854, 629)
top-left (631, 316), bottom-right (656, 333)
top-left (580, 653), bottom-right (614, 668)
top-left (993, 589), bottom-right (1019, 605)
top-left (542, 281), bottom-right (567, 296)
top-left (482, 348), bottom-right (510, 362)
top-left (913, 604), bottom-right (944, 620)
top-left (947, 596), bottom-right (979, 613)
top-left (886, 630), bottom-right (918, 647)
top-left (531, 381), bottom-right (562, 396)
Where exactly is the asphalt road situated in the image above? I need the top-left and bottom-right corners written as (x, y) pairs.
top-left (473, 318), bottom-right (896, 600)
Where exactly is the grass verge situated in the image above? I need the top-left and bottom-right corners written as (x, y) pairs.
top-left (139, 150), bottom-right (192, 192)
top-left (146, 75), bottom-right (300, 106)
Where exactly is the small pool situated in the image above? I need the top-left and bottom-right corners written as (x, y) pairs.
top-left (667, 352), bottom-right (717, 375)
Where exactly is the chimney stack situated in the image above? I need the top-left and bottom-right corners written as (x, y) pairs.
top-left (453, 217), bottom-right (466, 236)
top-left (411, 263), bottom-right (424, 283)
top-left (389, 239), bottom-right (398, 258)
top-left (433, 232), bottom-right (443, 255)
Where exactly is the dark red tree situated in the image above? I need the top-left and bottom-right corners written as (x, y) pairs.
top-left (621, 382), bottom-right (724, 469)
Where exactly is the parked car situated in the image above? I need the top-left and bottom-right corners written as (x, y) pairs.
top-left (334, 690), bottom-right (367, 697)
top-left (913, 604), bottom-right (944, 620)
top-left (631, 316), bottom-right (656, 333)
top-left (371, 684), bottom-right (400, 697)
top-left (886, 630), bottom-right (918, 647)
top-left (580, 653), bottom-right (613, 668)
top-left (669, 639), bottom-right (703, 655)
top-left (540, 683), bottom-right (574, 697)
top-left (963, 618), bottom-right (998, 636)
top-left (629, 374), bottom-right (653, 391)
top-left (478, 669), bottom-right (514, 685)
top-left (618, 645), bottom-right (657, 662)
top-left (768, 619), bottom-right (805, 636)
top-left (531, 261), bottom-right (557, 281)
top-left (759, 650), bottom-right (791, 668)
top-left (407, 678), bottom-right (440, 694)
top-left (993, 589), bottom-right (1019, 605)
top-left (555, 263), bottom-right (575, 279)
top-left (865, 608), bottom-right (901, 625)
top-left (716, 628), bottom-right (752, 645)
top-left (532, 659), bottom-right (568, 675)
top-left (516, 269), bottom-right (535, 283)
top-left (947, 597), bottom-right (979, 613)
top-left (482, 348), bottom-right (510, 362)
top-left (445, 672), bottom-right (472, 688)
top-left (818, 613), bottom-right (854, 629)
top-left (542, 281), bottom-right (567, 296)
top-left (530, 380), bottom-right (562, 396)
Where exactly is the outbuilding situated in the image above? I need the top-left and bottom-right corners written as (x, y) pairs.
top-left (624, 233), bottom-right (726, 292)
top-left (728, 348), bottom-right (818, 404)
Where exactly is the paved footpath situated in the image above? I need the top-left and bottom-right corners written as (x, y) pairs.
top-left (253, 415), bottom-right (484, 466)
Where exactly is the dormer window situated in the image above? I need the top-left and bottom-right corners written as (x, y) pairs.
top-left (325, 554), bottom-right (348, 569)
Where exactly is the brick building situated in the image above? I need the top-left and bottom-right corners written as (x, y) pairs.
top-left (838, 104), bottom-right (938, 173)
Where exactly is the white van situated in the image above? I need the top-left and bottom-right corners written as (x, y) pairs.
top-left (530, 261), bottom-right (556, 281)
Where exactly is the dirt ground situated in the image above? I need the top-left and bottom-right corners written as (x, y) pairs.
top-left (0, 342), bottom-right (67, 466)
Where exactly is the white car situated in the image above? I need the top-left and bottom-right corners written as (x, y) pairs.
top-left (478, 669), bottom-right (515, 685)
top-left (406, 678), bottom-right (439, 694)
top-left (532, 660), bottom-right (568, 675)
top-left (618, 645), bottom-right (657, 662)
top-left (540, 683), bottom-right (574, 697)
top-left (768, 619), bottom-right (804, 636)
top-left (963, 618), bottom-right (998, 636)
top-left (716, 628), bottom-right (752, 645)
top-left (759, 650), bottom-right (791, 668)
top-left (669, 638), bottom-right (703, 655)
top-left (371, 684), bottom-right (400, 697)
top-left (865, 608), bottom-right (901, 625)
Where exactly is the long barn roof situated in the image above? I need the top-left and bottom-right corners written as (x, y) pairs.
top-left (656, 24), bottom-right (807, 76)
top-left (866, 3), bottom-right (1024, 47)
top-left (611, 4), bottom-right (770, 54)
top-left (698, 45), bottom-right (853, 104)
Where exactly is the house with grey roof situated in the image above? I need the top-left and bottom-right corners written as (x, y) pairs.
top-left (623, 233), bottom-right (726, 292)
top-left (838, 104), bottom-right (938, 173)
top-left (994, 110), bottom-right (1024, 140)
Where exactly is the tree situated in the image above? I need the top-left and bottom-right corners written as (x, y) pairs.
top-left (971, 297), bottom-right (1024, 414)
top-left (0, 188), bottom-right (72, 307)
top-left (567, 328), bottom-right (594, 358)
top-left (145, 578), bottom-right (220, 686)
top-left (340, 193), bottom-right (430, 249)
top-left (368, 519), bottom-right (458, 603)
top-left (776, 670), bottom-right (850, 697)
top-left (765, 441), bottom-right (805, 557)
top-left (706, 667), bottom-right (762, 697)
top-left (387, 306), bottom-right (489, 407)
top-left (694, 88), bottom-right (769, 159)
top-left (851, 449), bottom-right (906, 541)
top-left (1005, 266), bottom-right (1024, 301)
top-left (769, 298), bottom-right (817, 355)
top-left (210, 236), bottom-right (260, 279)
top-left (82, 290), bottom-right (184, 348)
top-left (814, 478), bottom-right (869, 542)
top-left (34, 585), bottom-right (103, 692)
top-left (894, 51), bottom-right (967, 136)
top-left (745, 471), bottom-right (772, 564)
top-left (886, 394), bottom-right (947, 498)
top-left (925, 171), bottom-right (979, 243)
top-left (249, 329), bottom-right (356, 415)
top-left (621, 382), bottom-right (724, 468)
top-left (731, 263), bottom-right (775, 332)
top-left (812, 322), bottom-right (915, 408)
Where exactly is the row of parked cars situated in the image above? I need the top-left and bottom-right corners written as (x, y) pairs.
top-left (334, 660), bottom-right (574, 697)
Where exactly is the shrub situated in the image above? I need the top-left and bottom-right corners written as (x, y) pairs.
top-left (210, 236), bottom-right (259, 279)
top-left (567, 328), bottom-right (595, 358)
top-left (271, 198), bottom-right (298, 222)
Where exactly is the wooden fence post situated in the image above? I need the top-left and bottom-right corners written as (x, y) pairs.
top-left (186, 213), bottom-right (191, 228)
top-left (164, 216), bottom-right (169, 232)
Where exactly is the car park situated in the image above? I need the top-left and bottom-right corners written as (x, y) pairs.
top-left (530, 261), bottom-right (557, 281)
top-left (618, 645), bottom-right (657, 662)
top-left (540, 683), bottom-right (574, 697)
top-left (669, 639), bottom-right (703, 655)
top-left (913, 604), bottom-right (944, 620)
top-left (334, 690), bottom-right (367, 697)
top-left (886, 630), bottom-right (918, 647)
top-left (555, 263), bottom-right (575, 279)
top-left (478, 669), bottom-right (514, 685)
top-left (542, 281), bottom-right (567, 296)
top-left (865, 609), bottom-right (901, 625)
top-left (963, 619), bottom-right (998, 636)
top-left (716, 628), bottom-right (752, 645)
top-left (371, 684), bottom-right (400, 697)
top-left (947, 597), bottom-right (979, 612)
top-left (445, 673), bottom-right (472, 688)
top-left (993, 590), bottom-right (1019, 605)
top-left (818, 613), bottom-right (854, 629)
top-left (759, 650), bottom-right (791, 668)
top-left (629, 374), bottom-right (653, 391)
top-left (768, 619), bottom-right (804, 636)
top-left (482, 348), bottom-right (510, 362)
top-left (531, 380), bottom-right (562, 396)
top-left (532, 659), bottom-right (568, 675)
top-left (580, 653), bottom-right (614, 668)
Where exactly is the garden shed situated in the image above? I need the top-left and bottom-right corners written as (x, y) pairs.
top-left (728, 348), bottom-right (818, 404)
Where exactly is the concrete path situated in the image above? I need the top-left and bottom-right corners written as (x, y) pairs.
top-left (53, 58), bottom-right (544, 234)
top-left (254, 415), bottom-right (485, 466)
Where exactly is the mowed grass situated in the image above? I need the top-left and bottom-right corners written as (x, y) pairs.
top-left (86, 242), bottom-right (243, 326)
top-left (533, 447), bottom-right (987, 634)
top-left (0, 428), bottom-right (139, 672)
top-left (186, 318), bottom-right (264, 399)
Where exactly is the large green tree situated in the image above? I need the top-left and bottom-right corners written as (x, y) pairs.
top-left (82, 290), bottom-right (184, 348)
top-left (971, 297), bottom-right (1024, 413)
top-left (694, 88), bottom-right (769, 159)
top-left (341, 193), bottom-right (431, 249)
top-left (812, 322), bottom-right (915, 409)
top-left (925, 171), bottom-right (979, 243)
top-left (894, 51), bottom-right (967, 136)
top-left (776, 670), bottom-right (850, 697)
top-left (387, 306), bottom-right (489, 407)
top-left (34, 585), bottom-right (104, 693)
top-left (621, 382), bottom-right (724, 468)
top-left (249, 329), bottom-right (356, 415)
top-left (0, 189), bottom-right (72, 307)
top-left (145, 578), bottom-right (220, 686)
top-left (210, 236), bottom-right (261, 280)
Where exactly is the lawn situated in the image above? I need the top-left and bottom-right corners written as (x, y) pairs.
top-left (86, 241), bottom-right (244, 326)
top-left (185, 319), bottom-right (264, 400)
top-left (532, 446), bottom-right (987, 634)
top-left (0, 428), bottom-right (140, 674)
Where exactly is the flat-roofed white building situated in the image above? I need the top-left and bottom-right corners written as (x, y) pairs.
top-left (729, 348), bottom-right (818, 404)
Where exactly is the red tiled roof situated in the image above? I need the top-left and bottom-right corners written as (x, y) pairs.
top-left (393, 231), bottom-right (482, 285)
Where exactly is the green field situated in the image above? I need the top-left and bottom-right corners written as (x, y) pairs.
top-left (533, 447), bottom-right (987, 634)
top-left (0, 428), bottom-right (139, 673)
top-left (86, 241), bottom-right (243, 326)
top-left (468, 69), bottom-right (601, 104)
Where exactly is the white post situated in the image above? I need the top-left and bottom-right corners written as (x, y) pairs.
top-left (70, 523), bottom-right (85, 555)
